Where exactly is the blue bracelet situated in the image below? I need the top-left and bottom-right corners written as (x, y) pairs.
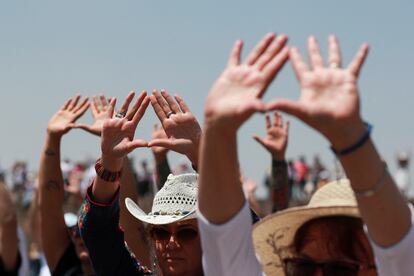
top-left (330, 123), bottom-right (372, 156)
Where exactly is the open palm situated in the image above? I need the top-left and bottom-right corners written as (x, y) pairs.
top-left (47, 95), bottom-right (89, 137)
top-left (268, 35), bottom-right (369, 146)
top-left (205, 33), bottom-right (289, 132)
top-left (101, 91), bottom-right (150, 159)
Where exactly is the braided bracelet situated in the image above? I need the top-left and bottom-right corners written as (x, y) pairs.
top-left (95, 158), bottom-right (122, 182)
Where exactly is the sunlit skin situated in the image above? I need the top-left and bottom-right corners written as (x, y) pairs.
top-left (150, 219), bottom-right (203, 276)
top-left (297, 220), bottom-right (377, 276)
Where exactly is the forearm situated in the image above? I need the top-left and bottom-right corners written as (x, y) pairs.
top-left (270, 159), bottom-right (289, 212)
top-left (338, 138), bottom-right (410, 247)
top-left (91, 155), bottom-right (124, 204)
top-left (0, 215), bottom-right (19, 271)
top-left (154, 153), bottom-right (171, 189)
top-left (198, 126), bottom-right (245, 224)
top-left (38, 134), bottom-right (65, 206)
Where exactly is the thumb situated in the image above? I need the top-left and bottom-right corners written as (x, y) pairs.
top-left (148, 138), bottom-right (173, 148)
top-left (253, 135), bottom-right (268, 150)
top-left (266, 99), bottom-right (306, 121)
top-left (126, 139), bottom-right (148, 152)
top-left (69, 123), bottom-right (92, 131)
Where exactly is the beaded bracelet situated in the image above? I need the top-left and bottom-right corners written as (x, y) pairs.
top-left (331, 122), bottom-right (372, 156)
top-left (95, 158), bottom-right (122, 182)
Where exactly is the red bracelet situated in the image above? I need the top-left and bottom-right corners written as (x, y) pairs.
top-left (95, 158), bottom-right (122, 182)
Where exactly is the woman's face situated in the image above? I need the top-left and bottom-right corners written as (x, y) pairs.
top-left (286, 217), bottom-right (377, 276)
top-left (150, 219), bottom-right (203, 276)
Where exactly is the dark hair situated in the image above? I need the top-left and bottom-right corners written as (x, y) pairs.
top-left (293, 216), bottom-right (373, 263)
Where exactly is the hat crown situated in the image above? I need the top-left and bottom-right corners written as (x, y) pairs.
top-left (151, 173), bottom-right (198, 216)
top-left (308, 179), bottom-right (357, 208)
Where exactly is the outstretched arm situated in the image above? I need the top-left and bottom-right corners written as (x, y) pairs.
top-left (0, 183), bottom-right (18, 272)
top-left (148, 90), bottom-right (201, 169)
top-left (199, 33), bottom-right (289, 224)
top-left (38, 95), bottom-right (89, 270)
top-left (268, 35), bottom-right (410, 247)
top-left (253, 112), bottom-right (290, 212)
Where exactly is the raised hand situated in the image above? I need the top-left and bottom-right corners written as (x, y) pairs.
top-left (71, 95), bottom-right (115, 136)
top-left (100, 91), bottom-right (150, 169)
top-left (267, 35), bottom-right (369, 150)
top-left (47, 95), bottom-right (89, 137)
top-left (204, 33), bottom-right (289, 132)
top-left (151, 123), bottom-right (169, 158)
top-left (253, 112), bottom-right (289, 160)
top-left (148, 90), bottom-right (201, 166)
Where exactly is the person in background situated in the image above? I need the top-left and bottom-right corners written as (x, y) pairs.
top-left (394, 151), bottom-right (411, 200)
top-left (254, 111), bottom-right (290, 214)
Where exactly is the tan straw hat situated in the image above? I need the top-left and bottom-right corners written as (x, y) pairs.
top-left (126, 173), bottom-right (198, 225)
top-left (253, 179), bottom-right (360, 276)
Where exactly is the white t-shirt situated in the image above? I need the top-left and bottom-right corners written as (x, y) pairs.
top-left (198, 202), bottom-right (414, 276)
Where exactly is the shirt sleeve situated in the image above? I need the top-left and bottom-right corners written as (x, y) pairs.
top-left (78, 182), bottom-right (152, 276)
top-left (368, 203), bottom-right (414, 276)
top-left (197, 201), bottom-right (264, 276)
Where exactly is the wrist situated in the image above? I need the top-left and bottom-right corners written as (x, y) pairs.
top-left (153, 151), bottom-right (168, 164)
top-left (325, 119), bottom-right (367, 151)
top-left (101, 154), bottom-right (124, 171)
top-left (271, 152), bottom-right (286, 161)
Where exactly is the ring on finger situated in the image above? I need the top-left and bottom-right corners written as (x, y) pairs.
top-left (166, 111), bottom-right (174, 118)
top-left (329, 62), bottom-right (339, 69)
top-left (115, 111), bottom-right (126, 119)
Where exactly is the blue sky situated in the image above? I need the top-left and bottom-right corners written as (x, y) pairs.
top-left (1, 1), bottom-right (413, 186)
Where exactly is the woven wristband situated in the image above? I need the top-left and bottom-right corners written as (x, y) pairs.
top-left (330, 122), bottom-right (372, 156)
top-left (95, 158), bottom-right (122, 182)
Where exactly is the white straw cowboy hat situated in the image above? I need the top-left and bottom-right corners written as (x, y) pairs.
top-left (125, 173), bottom-right (198, 225)
top-left (253, 179), bottom-right (360, 276)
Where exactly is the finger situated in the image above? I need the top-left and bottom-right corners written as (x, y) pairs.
top-left (174, 95), bottom-right (190, 113)
top-left (90, 100), bottom-right (98, 117)
top-left (289, 47), bottom-right (309, 81)
top-left (265, 114), bottom-right (271, 129)
top-left (227, 40), bottom-right (243, 67)
top-left (108, 98), bottom-right (116, 118)
top-left (119, 91), bottom-right (136, 116)
top-left (61, 98), bottom-right (72, 110)
top-left (308, 36), bottom-right (324, 69)
top-left (256, 34), bottom-right (288, 70)
top-left (253, 135), bottom-right (268, 150)
top-left (347, 43), bottom-right (369, 77)
top-left (92, 96), bottom-right (101, 113)
top-left (266, 99), bottom-right (306, 121)
top-left (69, 123), bottom-right (92, 132)
top-left (75, 102), bottom-right (90, 118)
top-left (126, 90), bottom-right (147, 120)
top-left (284, 120), bottom-right (290, 134)
top-left (328, 35), bottom-right (342, 68)
top-left (73, 97), bottom-right (89, 113)
top-left (279, 113), bottom-right (284, 128)
top-left (150, 95), bottom-right (168, 122)
top-left (100, 95), bottom-right (109, 109)
top-left (245, 33), bottom-right (276, 65)
top-left (153, 90), bottom-right (173, 116)
top-left (132, 96), bottom-right (150, 126)
top-left (68, 95), bottom-right (80, 111)
top-left (273, 112), bottom-right (281, 127)
top-left (126, 139), bottom-right (149, 152)
top-left (148, 138), bottom-right (173, 148)
top-left (161, 90), bottom-right (181, 113)
top-left (259, 47), bottom-right (290, 98)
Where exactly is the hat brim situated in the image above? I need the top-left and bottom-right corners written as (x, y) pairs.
top-left (125, 198), bottom-right (197, 225)
top-left (252, 205), bottom-right (359, 276)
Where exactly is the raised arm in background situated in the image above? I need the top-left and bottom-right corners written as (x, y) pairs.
top-left (73, 92), bottom-right (152, 266)
top-left (198, 33), bottom-right (289, 224)
top-left (151, 124), bottom-right (171, 189)
top-left (148, 90), bottom-right (202, 170)
top-left (253, 112), bottom-right (290, 213)
top-left (0, 183), bottom-right (19, 273)
top-left (267, 35), bottom-right (411, 247)
top-left (38, 95), bottom-right (89, 270)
